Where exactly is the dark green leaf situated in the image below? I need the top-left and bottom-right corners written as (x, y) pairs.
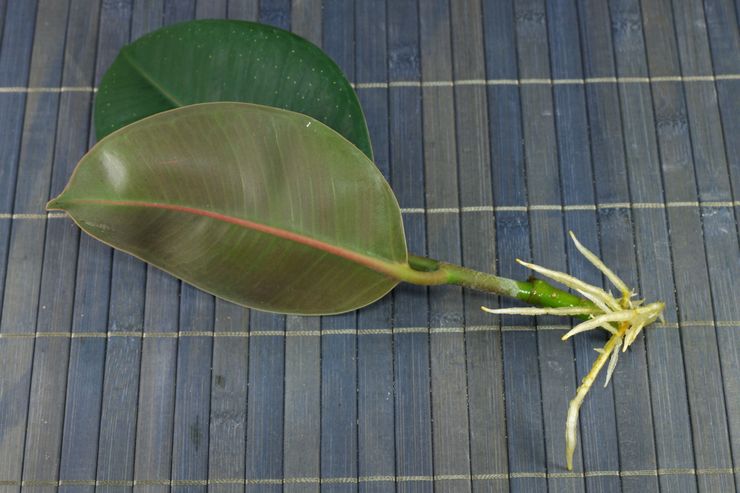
top-left (94, 19), bottom-right (373, 159)
top-left (50, 103), bottom-right (406, 314)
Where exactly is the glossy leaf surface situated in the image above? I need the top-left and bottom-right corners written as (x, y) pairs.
top-left (50, 103), bottom-right (406, 314)
top-left (94, 19), bottom-right (373, 158)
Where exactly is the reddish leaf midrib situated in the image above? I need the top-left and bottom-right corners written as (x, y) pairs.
top-left (72, 198), bottom-right (403, 278)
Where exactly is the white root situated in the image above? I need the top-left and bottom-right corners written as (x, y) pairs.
top-left (604, 338), bottom-right (622, 387)
top-left (561, 311), bottom-right (635, 340)
top-left (569, 231), bottom-right (631, 297)
top-left (482, 233), bottom-right (666, 471)
top-left (481, 306), bottom-right (600, 316)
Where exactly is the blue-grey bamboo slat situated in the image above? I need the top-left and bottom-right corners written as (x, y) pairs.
top-left (205, 7), bottom-right (255, 493)
top-left (169, 20), bottom-right (216, 453)
top-left (0, 0), bottom-right (36, 327)
top-left (163, 0), bottom-right (195, 25)
top-left (228, 0), bottom-right (257, 20)
top-left (172, 14), bottom-right (214, 491)
top-left (388, 2), bottom-right (434, 492)
top-left (277, 5), bottom-right (321, 493)
top-left (578, 1), bottom-right (659, 491)
top-left (563, 3), bottom-right (624, 489)
top-left (209, 302), bottom-right (250, 493)
top-left (14, 1), bottom-right (73, 492)
top-left (610, 1), bottom-right (697, 491)
top-left (58, 1), bottom-right (132, 489)
top-left (704, 0), bottom-right (740, 485)
top-left (419, 1), bottom-right (471, 491)
top-left (94, 1), bottom-right (148, 490)
top-left (134, 267), bottom-right (180, 493)
top-left (282, 1), bottom-right (325, 489)
top-left (124, 9), bottom-right (180, 493)
top-left (196, 0), bottom-right (226, 18)
top-left (238, 3), bottom-right (291, 491)
top-left (481, 1), bottom-right (530, 489)
top-left (244, 313), bottom-right (285, 493)
top-left (40, 0), bottom-right (101, 488)
top-left (642, 0), bottom-right (735, 491)
top-left (355, 1), bottom-right (397, 489)
top-left (673, 0), bottom-right (733, 204)
top-left (283, 312), bottom-right (321, 493)
top-left (320, 2), bottom-right (360, 491)
top-left (258, 0), bottom-right (289, 33)
top-left (511, 1), bottom-right (559, 490)
top-left (320, 309), bottom-right (359, 489)
top-left (242, 4), bottom-right (288, 489)
top-left (0, 1), bottom-right (65, 491)
top-left (453, 0), bottom-right (508, 490)
top-left (542, 0), bottom-right (595, 489)
top-left (356, 298), bottom-right (396, 493)
top-left (132, 4), bottom-right (178, 489)
top-left (583, 2), bottom-right (661, 490)
top-left (97, 253), bottom-right (144, 493)
top-left (674, 0), bottom-right (738, 487)
top-left (172, 288), bottom-right (214, 493)
top-left (131, 0), bottom-right (164, 37)
top-left (703, 0), bottom-right (740, 203)
top-left (702, 208), bottom-right (740, 487)
top-left (290, 0), bottom-right (320, 45)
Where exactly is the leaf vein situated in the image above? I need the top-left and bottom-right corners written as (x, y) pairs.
top-left (121, 48), bottom-right (185, 107)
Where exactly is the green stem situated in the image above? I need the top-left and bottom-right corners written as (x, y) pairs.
top-left (400, 254), bottom-right (593, 311)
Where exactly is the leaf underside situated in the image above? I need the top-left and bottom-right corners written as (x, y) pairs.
top-left (51, 103), bottom-right (406, 314)
top-left (94, 19), bottom-right (373, 159)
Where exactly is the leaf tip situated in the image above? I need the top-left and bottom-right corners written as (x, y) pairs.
top-left (46, 196), bottom-right (64, 211)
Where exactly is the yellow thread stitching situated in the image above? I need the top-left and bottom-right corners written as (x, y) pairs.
top-left (5, 201), bottom-right (738, 222)
top-left (4, 321), bottom-right (737, 341)
top-left (3, 467), bottom-right (738, 486)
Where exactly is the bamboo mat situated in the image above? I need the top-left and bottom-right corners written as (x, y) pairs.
top-left (0, 0), bottom-right (738, 492)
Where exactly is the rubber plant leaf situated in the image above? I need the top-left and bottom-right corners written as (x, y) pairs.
top-left (48, 103), bottom-right (406, 315)
top-left (94, 19), bottom-right (373, 159)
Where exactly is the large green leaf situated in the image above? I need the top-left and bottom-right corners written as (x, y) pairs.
top-left (49, 103), bottom-right (406, 315)
top-left (94, 19), bottom-right (373, 159)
